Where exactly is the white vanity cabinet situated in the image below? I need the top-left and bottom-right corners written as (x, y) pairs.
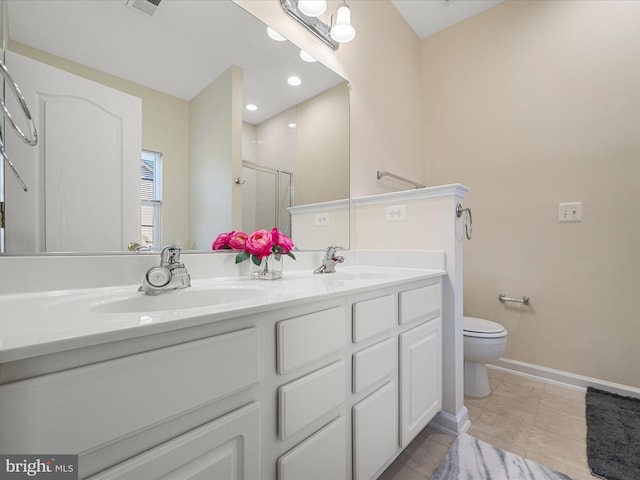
top-left (0, 270), bottom-right (444, 480)
top-left (350, 280), bottom-right (443, 480)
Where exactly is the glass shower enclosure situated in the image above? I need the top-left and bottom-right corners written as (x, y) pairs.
top-left (240, 160), bottom-right (293, 236)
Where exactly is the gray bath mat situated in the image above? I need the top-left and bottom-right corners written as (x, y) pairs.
top-left (430, 433), bottom-right (574, 480)
top-left (586, 387), bottom-right (640, 480)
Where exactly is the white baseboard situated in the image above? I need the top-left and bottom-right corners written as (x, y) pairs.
top-left (429, 407), bottom-right (471, 436)
top-left (491, 357), bottom-right (640, 399)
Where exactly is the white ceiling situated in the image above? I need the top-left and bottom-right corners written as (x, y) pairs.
top-left (391, 0), bottom-right (503, 39)
top-left (6, 0), bottom-right (344, 125)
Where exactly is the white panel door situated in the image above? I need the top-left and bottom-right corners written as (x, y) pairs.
top-left (399, 318), bottom-right (442, 448)
top-left (4, 51), bottom-right (141, 253)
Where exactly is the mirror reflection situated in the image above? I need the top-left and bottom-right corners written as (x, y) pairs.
top-left (1, 0), bottom-right (349, 254)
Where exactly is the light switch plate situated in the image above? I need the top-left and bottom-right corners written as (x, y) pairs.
top-left (558, 202), bottom-right (582, 222)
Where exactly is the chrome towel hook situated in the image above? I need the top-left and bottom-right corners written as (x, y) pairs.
top-left (456, 203), bottom-right (473, 240)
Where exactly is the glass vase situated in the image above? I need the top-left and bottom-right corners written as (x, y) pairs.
top-left (250, 254), bottom-right (283, 280)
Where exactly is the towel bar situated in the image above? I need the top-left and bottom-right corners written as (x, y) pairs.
top-left (499, 294), bottom-right (530, 305)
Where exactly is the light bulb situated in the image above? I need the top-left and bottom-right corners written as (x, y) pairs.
top-left (298, 0), bottom-right (326, 17)
top-left (330, 3), bottom-right (355, 43)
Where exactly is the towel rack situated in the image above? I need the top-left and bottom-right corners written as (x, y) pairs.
top-left (499, 294), bottom-right (530, 305)
top-left (0, 58), bottom-right (39, 192)
top-left (376, 170), bottom-right (425, 189)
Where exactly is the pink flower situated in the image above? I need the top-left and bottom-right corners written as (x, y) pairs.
top-left (271, 227), bottom-right (294, 253)
top-left (212, 231), bottom-right (234, 250)
top-left (246, 229), bottom-right (273, 259)
top-left (228, 231), bottom-right (248, 250)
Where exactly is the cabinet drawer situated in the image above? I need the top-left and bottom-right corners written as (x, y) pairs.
top-left (278, 416), bottom-right (347, 480)
top-left (352, 381), bottom-right (398, 480)
top-left (352, 338), bottom-right (395, 394)
top-left (399, 283), bottom-right (441, 325)
top-left (0, 328), bottom-right (260, 453)
top-left (352, 294), bottom-right (396, 343)
top-left (278, 360), bottom-right (346, 440)
top-left (89, 403), bottom-right (260, 480)
top-left (277, 306), bottom-right (345, 374)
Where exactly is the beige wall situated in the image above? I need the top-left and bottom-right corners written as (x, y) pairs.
top-left (236, 0), bottom-right (423, 198)
top-left (422, 0), bottom-right (640, 388)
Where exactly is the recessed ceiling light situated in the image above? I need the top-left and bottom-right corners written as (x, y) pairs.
top-left (299, 49), bottom-right (317, 63)
top-left (246, 104), bottom-right (258, 111)
top-left (266, 26), bottom-right (287, 42)
top-left (287, 76), bottom-right (302, 86)
top-left (288, 123), bottom-right (297, 129)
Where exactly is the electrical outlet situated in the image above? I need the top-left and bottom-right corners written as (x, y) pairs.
top-left (558, 202), bottom-right (582, 222)
top-left (315, 213), bottom-right (329, 226)
top-left (385, 205), bottom-right (406, 222)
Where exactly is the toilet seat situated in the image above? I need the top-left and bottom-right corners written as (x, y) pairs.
top-left (463, 316), bottom-right (507, 339)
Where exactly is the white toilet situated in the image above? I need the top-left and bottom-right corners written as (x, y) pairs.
top-left (463, 316), bottom-right (508, 397)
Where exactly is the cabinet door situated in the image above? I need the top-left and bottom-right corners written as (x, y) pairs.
top-left (399, 319), bottom-right (442, 448)
top-left (352, 381), bottom-right (397, 480)
top-left (88, 403), bottom-right (260, 480)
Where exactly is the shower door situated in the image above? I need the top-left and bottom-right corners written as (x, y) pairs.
top-left (241, 161), bottom-right (293, 236)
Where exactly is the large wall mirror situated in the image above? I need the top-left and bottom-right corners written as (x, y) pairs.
top-left (0, 0), bottom-right (349, 255)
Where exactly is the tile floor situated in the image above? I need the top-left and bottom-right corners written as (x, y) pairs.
top-left (380, 368), bottom-right (595, 480)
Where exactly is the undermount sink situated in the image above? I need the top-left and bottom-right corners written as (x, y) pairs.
top-left (90, 286), bottom-right (268, 313)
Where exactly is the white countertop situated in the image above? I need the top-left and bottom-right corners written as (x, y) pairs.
top-left (0, 265), bottom-right (444, 363)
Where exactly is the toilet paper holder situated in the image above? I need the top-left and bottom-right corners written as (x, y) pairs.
top-left (499, 293), bottom-right (530, 305)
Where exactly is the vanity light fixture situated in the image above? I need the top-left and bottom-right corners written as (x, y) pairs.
top-left (280, 0), bottom-right (356, 50)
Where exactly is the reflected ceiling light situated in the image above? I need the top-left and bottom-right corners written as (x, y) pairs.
top-left (330, 2), bottom-right (355, 43)
top-left (288, 123), bottom-right (297, 129)
top-left (246, 104), bottom-right (258, 111)
top-left (297, 0), bottom-right (326, 17)
top-left (266, 26), bottom-right (287, 42)
top-left (299, 49), bottom-right (317, 62)
top-left (287, 75), bottom-right (302, 86)
top-left (280, 0), bottom-right (356, 50)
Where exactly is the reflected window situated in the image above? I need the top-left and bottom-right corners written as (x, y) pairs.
top-left (140, 150), bottom-right (162, 249)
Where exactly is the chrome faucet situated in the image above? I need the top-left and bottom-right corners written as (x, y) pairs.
top-left (139, 245), bottom-right (191, 295)
top-left (313, 246), bottom-right (345, 274)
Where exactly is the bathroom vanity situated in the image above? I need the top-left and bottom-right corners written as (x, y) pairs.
top-left (0, 263), bottom-right (443, 479)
